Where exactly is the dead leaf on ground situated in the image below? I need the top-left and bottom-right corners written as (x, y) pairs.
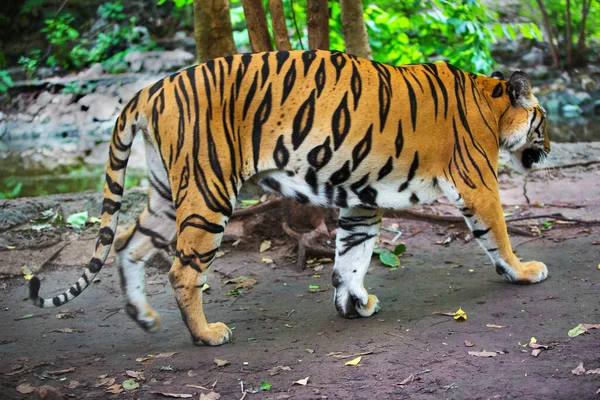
top-left (199, 392), bottom-right (221, 400)
top-left (106, 383), bottom-right (124, 394)
top-left (125, 370), bottom-right (145, 381)
top-left (65, 380), bottom-right (80, 389)
top-left (468, 350), bottom-right (503, 358)
top-left (224, 276), bottom-right (257, 290)
top-left (568, 323), bottom-right (600, 338)
top-left (532, 349), bottom-right (542, 357)
top-left (399, 374), bottom-right (421, 386)
top-left (586, 368), bottom-right (600, 375)
top-left (55, 312), bottom-right (75, 319)
top-left (186, 384), bottom-right (210, 390)
top-left (151, 392), bottom-right (193, 398)
top-left (16, 383), bottom-right (35, 394)
top-left (432, 311), bottom-right (455, 316)
top-left (269, 365), bottom-right (291, 376)
top-left (95, 377), bottom-right (116, 387)
top-left (344, 356), bottom-right (362, 366)
top-left (292, 377), bottom-right (309, 386)
top-left (486, 324), bottom-right (506, 329)
top-left (52, 328), bottom-right (83, 333)
top-left (153, 352), bottom-right (178, 358)
top-left (464, 340), bottom-right (475, 347)
top-left (572, 362), bottom-right (586, 375)
top-left (259, 240), bottom-right (271, 253)
top-left (187, 370), bottom-right (198, 377)
top-left (213, 358), bottom-right (229, 367)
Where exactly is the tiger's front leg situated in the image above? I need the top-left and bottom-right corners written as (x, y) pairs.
top-left (443, 182), bottom-right (548, 283)
top-left (332, 208), bottom-right (383, 318)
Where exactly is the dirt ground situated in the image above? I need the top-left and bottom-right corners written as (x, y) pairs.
top-left (0, 150), bottom-right (599, 399)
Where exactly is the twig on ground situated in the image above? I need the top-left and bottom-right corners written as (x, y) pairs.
top-left (232, 198), bottom-right (283, 217)
top-left (530, 160), bottom-right (600, 172)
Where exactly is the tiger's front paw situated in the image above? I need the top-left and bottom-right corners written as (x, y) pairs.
top-left (126, 303), bottom-right (162, 332)
top-left (335, 288), bottom-right (380, 319)
top-left (193, 322), bottom-right (232, 346)
top-left (513, 261), bottom-right (548, 284)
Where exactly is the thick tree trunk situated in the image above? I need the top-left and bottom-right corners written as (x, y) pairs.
top-left (193, 0), bottom-right (237, 63)
top-left (268, 0), bottom-right (291, 51)
top-left (241, 0), bottom-right (273, 52)
top-left (339, 0), bottom-right (372, 59)
top-left (534, 0), bottom-right (559, 68)
top-left (566, 0), bottom-right (573, 68)
top-left (307, 0), bottom-right (330, 50)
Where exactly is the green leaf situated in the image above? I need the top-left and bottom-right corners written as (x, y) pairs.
top-left (247, 337), bottom-right (256, 341)
top-left (241, 199), bottom-right (259, 205)
top-left (568, 323), bottom-right (586, 338)
top-left (67, 211), bottom-right (88, 227)
top-left (379, 250), bottom-right (400, 267)
top-left (260, 381), bottom-right (271, 391)
top-left (372, 248), bottom-right (386, 255)
top-left (308, 285), bottom-right (320, 290)
top-left (227, 289), bottom-right (242, 296)
top-left (122, 379), bottom-right (139, 390)
top-left (393, 244), bottom-right (407, 255)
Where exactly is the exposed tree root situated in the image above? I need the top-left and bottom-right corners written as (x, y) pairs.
top-left (282, 220), bottom-right (335, 270)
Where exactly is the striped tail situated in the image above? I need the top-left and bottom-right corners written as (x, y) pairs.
top-left (29, 92), bottom-right (142, 308)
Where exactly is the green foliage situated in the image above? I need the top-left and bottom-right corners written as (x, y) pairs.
top-left (157, 0), bottom-right (193, 7)
top-left (0, 70), bottom-right (13, 93)
top-left (98, 1), bottom-right (126, 20)
top-left (0, 176), bottom-right (22, 199)
top-left (373, 244), bottom-right (406, 267)
top-left (19, 50), bottom-right (42, 79)
top-left (363, 0), bottom-right (541, 73)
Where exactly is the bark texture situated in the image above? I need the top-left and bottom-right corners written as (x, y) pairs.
top-left (534, 0), bottom-right (559, 68)
top-left (242, 0), bottom-right (273, 52)
top-left (193, 0), bottom-right (237, 63)
top-left (340, 0), bottom-right (372, 59)
top-left (268, 0), bottom-right (291, 50)
top-left (307, 0), bottom-right (330, 50)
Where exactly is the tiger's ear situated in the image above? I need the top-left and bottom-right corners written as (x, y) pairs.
top-left (508, 71), bottom-right (534, 107)
top-left (491, 71), bottom-right (504, 80)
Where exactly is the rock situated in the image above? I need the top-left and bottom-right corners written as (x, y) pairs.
top-left (27, 103), bottom-right (43, 116)
top-left (78, 93), bottom-right (119, 121)
top-left (521, 47), bottom-right (544, 66)
top-left (158, 49), bottom-right (195, 71)
top-left (573, 91), bottom-right (592, 104)
top-left (529, 65), bottom-right (549, 80)
top-left (35, 91), bottom-right (54, 107)
top-left (58, 113), bottom-right (76, 125)
top-left (77, 63), bottom-right (104, 78)
top-left (562, 104), bottom-right (582, 118)
top-left (124, 51), bottom-right (145, 72)
top-left (124, 49), bottom-right (195, 73)
top-left (550, 78), bottom-right (566, 92)
top-left (579, 75), bottom-right (596, 91)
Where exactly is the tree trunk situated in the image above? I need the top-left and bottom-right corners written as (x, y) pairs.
top-left (576, 0), bottom-right (592, 55)
top-left (534, 0), bottom-right (559, 68)
top-left (339, 0), bottom-right (372, 59)
top-left (307, 0), bottom-right (330, 50)
top-left (566, 0), bottom-right (573, 68)
top-left (193, 0), bottom-right (237, 63)
top-left (268, 0), bottom-right (291, 51)
top-left (241, 0), bottom-right (273, 52)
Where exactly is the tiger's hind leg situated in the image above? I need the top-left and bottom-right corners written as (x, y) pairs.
top-left (115, 145), bottom-right (177, 331)
top-left (332, 208), bottom-right (383, 318)
top-left (169, 204), bottom-right (232, 346)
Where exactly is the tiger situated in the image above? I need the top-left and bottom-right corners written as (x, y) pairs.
top-left (28, 49), bottom-right (551, 346)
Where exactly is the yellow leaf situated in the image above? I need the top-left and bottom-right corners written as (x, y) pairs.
top-left (262, 257), bottom-right (273, 264)
top-left (454, 307), bottom-right (467, 321)
top-left (22, 266), bottom-right (33, 281)
top-left (259, 240), bottom-right (271, 253)
top-left (529, 337), bottom-right (537, 345)
top-left (201, 283), bottom-right (210, 292)
top-left (345, 356), bottom-right (362, 366)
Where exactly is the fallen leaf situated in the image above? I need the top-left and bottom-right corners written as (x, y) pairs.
top-left (6, 245), bottom-right (16, 250)
top-left (215, 251), bottom-right (225, 258)
top-left (464, 340), bottom-right (475, 347)
top-left (572, 362), bottom-right (586, 375)
top-left (186, 384), bottom-right (210, 390)
top-left (586, 368), bottom-right (600, 375)
top-left (213, 358), bottom-right (229, 367)
top-left (306, 348), bottom-right (315, 353)
top-left (187, 370), bottom-right (198, 377)
top-left (285, 323), bottom-right (293, 328)
top-left (151, 392), bottom-right (193, 398)
top-left (454, 307), bottom-right (467, 321)
top-left (67, 211), bottom-right (89, 227)
top-left (568, 323), bottom-right (600, 337)
top-left (292, 377), bottom-right (309, 386)
top-left (122, 379), bottom-right (139, 390)
top-left (269, 365), bottom-right (291, 376)
top-left (125, 370), bottom-right (145, 381)
top-left (66, 381), bottom-right (80, 389)
top-left (234, 278), bottom-right (256, 290)
top-left (486, 324), bottom-right (506, 329)
top-left (259, 240), bottom-right (271, 253)
top-left (106, 384), bottom-right (123, 394)
top-left (56, 312), bottom-right (75, 319)
top-left (345, 356), bottom-right (362, 366)
top-left (95, 377), bottom-right (116, 387)
top-left (531, 349), bottom-right (542, 357)
top-left (261, 257), bottom-right (273, 264)
top-left (260, 381), bottom-right (271, 391)
top-left (16, 383), bottom-right (35, 394)
top-left (468, 350), bottom-right (500, 358)
top-left (199, 392), bottom-right (221, 400)
top-left (22, 266), bottom-right (33, 281)
top-left (201, 283), bottom-right (210, 292)
top-left (327, 351), bottom-right (373, 359)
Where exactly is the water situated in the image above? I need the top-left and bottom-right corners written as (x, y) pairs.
top-left (1, 117), bottom-right (598, 199)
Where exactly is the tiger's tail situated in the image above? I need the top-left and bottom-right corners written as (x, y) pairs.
top-left (29, 91), bottom-right (143, 308)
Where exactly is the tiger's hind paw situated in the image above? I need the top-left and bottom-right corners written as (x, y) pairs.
top-left (193, 322), bottom-right (232, 346)
top-left (126, 303), bottom-right (162, 332)
top-left (335, 291), bottom-right (380, 319)
top-left (513, 261), bottom-right (548, 284)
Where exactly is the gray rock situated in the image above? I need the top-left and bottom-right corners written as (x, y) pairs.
top-left (78, 93), bottom-right (119, 121)
top-left (521, 47), bottom-right (544, 66)
top-left (562, 104), bottom-right (582, 117)
top-left (35, 91), bottom-right (54, 107)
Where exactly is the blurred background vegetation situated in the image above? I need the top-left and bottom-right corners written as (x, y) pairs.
top-left (0, 0), bottom-right (599, 199)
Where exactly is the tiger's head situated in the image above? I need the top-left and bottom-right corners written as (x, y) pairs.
top-left (493, 71), bottom-right (550, 171)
